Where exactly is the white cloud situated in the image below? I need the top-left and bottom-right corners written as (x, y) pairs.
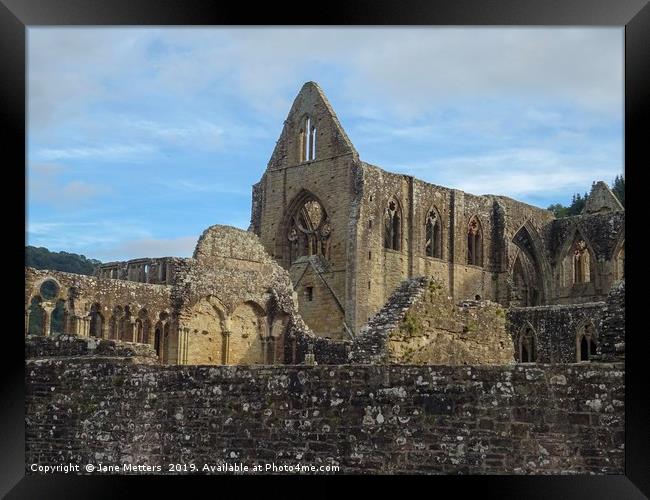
top-left (397, 148), bottom-right (622, 198)
top-left (29, 27), bottom-right (623, 127)
top-left (34, 144), bottom-right (156, 162)
top-left (101, 236), bottom-right (198, 260)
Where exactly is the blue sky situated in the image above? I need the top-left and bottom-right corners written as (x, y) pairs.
top-left (27, 28), bottom-right (624, 262)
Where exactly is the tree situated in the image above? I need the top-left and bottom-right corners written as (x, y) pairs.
top-left (25, 246), bottom-right (102, 275)
top-left (547, 188), bottom-right (591, 218)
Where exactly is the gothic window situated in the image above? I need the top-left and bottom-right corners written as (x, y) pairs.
top-left (576, 323), bottom-right (598, 362)
top-left (425, 208), bottom-right (442, 258)
top-left (616, 244), bottom-right (624, 280)
top-left (563, 237), bottom-right (591, 286)
top-left (467, 216), bottom-right (483, 266)
top-left (573, 240), bottom-right (590, 283)
top-left (518, 326), bottom-right (536, 363)
top-left (154, 326), bottom-right (162, 357)
top-left (299, 115), bottom-right (317, 162)
top-left (287, 195), bottom-right (331, 265)
top-left (384, 198), bottom-right (402, 251)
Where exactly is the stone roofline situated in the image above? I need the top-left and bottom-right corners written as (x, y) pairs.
top-left (359, 160), bottom-right (554, 218)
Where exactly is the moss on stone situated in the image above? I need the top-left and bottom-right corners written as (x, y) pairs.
top-left (402, 312), bottom-right (423, 336)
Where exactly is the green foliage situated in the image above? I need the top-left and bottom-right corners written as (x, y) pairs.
top-left (402, 312), bottom-right (422, 335)
top-left (26, 246), bottom-right (102, 275)
top-left (548, 175), bottom-right (625, 218)
top-left (428, 280), bottom-right (443, 293)
top-left (546, 190), bottom-right (589, 218)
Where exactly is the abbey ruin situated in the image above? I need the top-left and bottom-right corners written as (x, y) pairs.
top-left (25, 82), bottom-right (625, 474)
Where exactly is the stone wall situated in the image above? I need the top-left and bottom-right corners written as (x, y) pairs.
top-left (25, 334), bottom-right (160, 364)
top-left (544, 211), bottom-right (624, 304)
top-left (507, 280), bottom-right (624, 364)
top-left (595, 280), bottom-right (625, 362)
top-left (25, 267), bottom-right (172, 346)
top-left (95, 257), bottom-right (187, 285)
top-left (350, 277), bottom-right (514, 365)
top-left (507, 303), bottom-right (605, 364)
top-left (25, 343), bottom-right (624, 475)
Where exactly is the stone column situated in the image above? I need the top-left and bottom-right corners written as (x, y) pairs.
top-left (83, 316), bottom-right (91, 337)
top-left (221, 331), bottom-right (231, 365)
top-left (178, 327), bottom-right (191, 365)
top-left (129, 318), bottom-right (137, 342)
top-left (41, 303), bottom-right (55, 337)
top-left (72, 315), bottom-right (83, 336)
top-left (25, 309), bottom-right (31, 336)
top-left (158, 320), bottom-right (167, 359)
top-left (62, 311), bottom-right (70, 335)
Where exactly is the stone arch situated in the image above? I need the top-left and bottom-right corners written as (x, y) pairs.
top-left (136, 308), bottom-right (151, 344)
top-left (279, 189), bottom-right (331, 267)
top-left (576, 321), bottom-right (598, 362)
top-left (384, 195), bottom-right (403, 251)
top-left (153, 310), bottom-right (171, 359)
top-left (181, 295), bottom-right (228, 365)
top-left (467, 215), bottom-right (483, 266)
top-left (108, 305), bottom-right (123, 340)
top-left (154, 322), bottom-right (163, 358)
top-left (89, 303), bottom-right (104, 338)
top-left (424, 205), bottom-right (442, 259)
top-left (556, 227), bottom-right (597, 288)
top-left (510, 221), bottom-right (551, 305)
top-left (46, 299), bottom-right (66, 336)
top-left (27, 278), bottom-right (63, 316)
top-left (266, 311), bottom-right (289, 365)
top-left (228, 300), bottom-right (267, 365)
top-left (119, 305), bottom-right (134, 342)
top-left (517, 323), bottom-right (537, 363)
top-left (27, 296), bottom-right (44, 336)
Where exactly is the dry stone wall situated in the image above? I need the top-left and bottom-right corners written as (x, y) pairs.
top-left (25, 341), bottom-right (624, 475)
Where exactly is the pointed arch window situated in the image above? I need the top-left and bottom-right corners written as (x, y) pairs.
top-left (467, 216), bottom-right (483, 266)
top-left (576, 323), bottom-right (598, 362)
top-left (299, 115), bottom-right (317, 162)
top-left (562, 236), bottom-right (591, 286)
top-left (616, 243), bottom-right (624, 280)
top-left (384, 198), bottom-right (402, 251)
top-left (518, 326), bottom-right (536, 363)
top-left (287, 194), bottom-right (331, 265)
top-left (425, 208), bottom-right (442, 258)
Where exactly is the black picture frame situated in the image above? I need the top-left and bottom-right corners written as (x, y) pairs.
top-left (3, 0), bottom-right (648, 497)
